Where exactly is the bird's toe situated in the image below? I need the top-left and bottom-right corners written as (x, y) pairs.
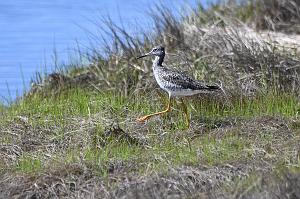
top-left (136, 116), bottom-right (149, 122)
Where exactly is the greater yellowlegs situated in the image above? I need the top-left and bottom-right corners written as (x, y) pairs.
top-left (137, 46), bottom-right (220, 127)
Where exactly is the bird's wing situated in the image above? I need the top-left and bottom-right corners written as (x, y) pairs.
top-left (160, 67), bottom-right (217, 90)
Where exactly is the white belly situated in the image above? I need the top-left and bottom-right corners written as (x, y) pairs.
top-left (169, 89), bottom-right (204, 97)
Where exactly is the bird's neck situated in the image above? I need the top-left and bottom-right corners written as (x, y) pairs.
top-left (153, 54), bottom-right (165, 67)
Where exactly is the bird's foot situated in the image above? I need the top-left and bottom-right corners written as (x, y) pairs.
top-left (136, 115), bottom-right (150, 122)
top-left (185, 122), bottom-right (190, 129)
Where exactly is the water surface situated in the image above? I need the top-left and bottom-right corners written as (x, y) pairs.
top-left (0, 0), bottom-right (200, 103)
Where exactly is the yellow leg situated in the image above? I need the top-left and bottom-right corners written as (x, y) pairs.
top-left (180, 98), bottom-right (190, 128)
top-left (137, 96), bottom-right (171, 122)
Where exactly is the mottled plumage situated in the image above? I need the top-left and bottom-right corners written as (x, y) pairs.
top-left (153, 64), bottom-right (219, 96)
top-left (136, 46), bottom-right (220, 127)
top-left (147, 46), bottom-right (219, 96)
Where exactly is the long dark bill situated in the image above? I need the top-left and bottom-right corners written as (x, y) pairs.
top-left (136, 54), bottom-right (148, 59)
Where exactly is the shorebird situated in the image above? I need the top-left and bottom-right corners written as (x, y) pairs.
top-left (137, 46), bottom-right (220, 128)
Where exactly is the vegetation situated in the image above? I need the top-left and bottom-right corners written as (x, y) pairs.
top-left (1, 0), bottom-right (300, 198)
top-left (0, 103), bottom-right (5, 114)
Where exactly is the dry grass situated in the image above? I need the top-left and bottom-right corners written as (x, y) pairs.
top-left (1, 112), bottom-right (299, 198)
top-left (29, 1), bottom-right (300, 100)
top-left (252, 0), bottom-right (300, 33)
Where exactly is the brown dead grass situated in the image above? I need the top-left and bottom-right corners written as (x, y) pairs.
top-left (1, 115), bottom-right (299, 198)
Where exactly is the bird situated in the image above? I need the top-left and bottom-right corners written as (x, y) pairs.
top-left (136, 46), bottom-right (220, 128)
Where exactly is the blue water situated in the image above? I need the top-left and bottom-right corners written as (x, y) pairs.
top-left (0, 0), bottom-right (201, 103)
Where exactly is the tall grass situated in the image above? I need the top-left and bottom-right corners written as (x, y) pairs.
top-left (0, 102), bottom-right (5, 114)
top-left (27, 0), bottom-right (300, 101)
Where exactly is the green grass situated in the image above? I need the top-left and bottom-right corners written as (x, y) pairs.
top-left (5, 88), bottom-right (299, 122)
top-left (64, 140), bottom-right (143, 176)
top-left (0, 103), bottom-right (5, 113)
top-left (200, 133), bottom-right (247, 165)
top-left (16, 154), bottom-right (43, 173)
top-left (1, 88), bottom-right (299, 175)
top-left (191, 93), bottom-right (299, 119)
top-left (9, 131), bottom-right (254, 175)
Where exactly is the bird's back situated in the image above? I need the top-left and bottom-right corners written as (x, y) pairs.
top-left (153, 65), bottom-right (219, 96)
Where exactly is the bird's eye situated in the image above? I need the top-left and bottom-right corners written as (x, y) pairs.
top-left (153, 48), bottom-right (157, 51)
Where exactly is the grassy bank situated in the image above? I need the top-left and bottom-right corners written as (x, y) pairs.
top-left (1, 88), bottom-right (300, 198)
top-left (1, 0), bottom-right (300, 198)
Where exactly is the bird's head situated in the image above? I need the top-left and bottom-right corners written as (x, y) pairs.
top-left (137, 46), bottom-right (165, 59)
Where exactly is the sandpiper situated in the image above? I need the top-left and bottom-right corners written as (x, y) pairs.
top-left (137, 46), bottom-right (220, 128)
